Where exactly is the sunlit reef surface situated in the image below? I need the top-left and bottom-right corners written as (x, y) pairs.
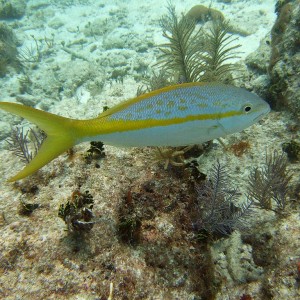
top-left (0, 1), bottom-right (299, 299)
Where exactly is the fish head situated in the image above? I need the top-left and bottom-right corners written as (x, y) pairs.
top-left (216, 86), bottom-right (270, 135)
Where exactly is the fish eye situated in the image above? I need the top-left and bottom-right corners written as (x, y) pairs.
top-left (243, 105), bottom-right (252, 113)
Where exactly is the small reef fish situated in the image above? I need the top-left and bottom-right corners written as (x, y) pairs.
top-left (0, 82), bottom-right (270, 182)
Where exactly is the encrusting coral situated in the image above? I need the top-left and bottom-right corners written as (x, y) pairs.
top-left (186, 5), bottom-right (224, 23)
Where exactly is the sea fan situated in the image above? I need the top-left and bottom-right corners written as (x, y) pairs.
top-left (6, 126), bottom-right (45, 163)
top-left (193, 161), bottom-right (253, 237)
top-left (248, 151), bottom-right (292, 212)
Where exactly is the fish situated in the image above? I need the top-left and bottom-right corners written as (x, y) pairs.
top-left (0, 82), bottom-right (270, 182)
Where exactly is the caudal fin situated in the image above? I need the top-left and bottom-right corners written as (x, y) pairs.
top-left (0, 102), bottom-right (77, 181)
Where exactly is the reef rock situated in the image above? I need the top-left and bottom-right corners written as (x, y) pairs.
top-left (268, 1), bottom-right (300, 117)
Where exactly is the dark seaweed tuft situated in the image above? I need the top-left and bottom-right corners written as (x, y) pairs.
top-left (58, 190), bottom-right (95, 233)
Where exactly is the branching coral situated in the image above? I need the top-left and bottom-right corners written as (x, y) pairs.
top-left (136, 69), bottom-right (172, 96)
top-left (193, 151), bottom-right (293, 239)
top-left (158, 4), bottom-right (203, 83)
top-left (155, 4), bottom-right (240, 84)
top-left (193, 161), bottom-right (254, 238)
top-left (6, 126), bottom-right (45, 163)
top-left (0, 22), bottom-right (19, 76)
top-left (247, 151), bottom-right (292, 212)
top-left (198, 20), bottom-right (241, 82)
top-left (153, 146), bottom-right (193, 169)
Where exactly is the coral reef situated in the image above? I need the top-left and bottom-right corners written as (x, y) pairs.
top-left (192, 161), bottom-right (254, 238)
top-left (268, 1), bottom-right (300, 116)
top-left (0, 22), bottom-right (19, 76)
top-left (282, 140), bottom-right (300, 163)
top-left (6, 127), bottom-right (45, 163)
top-left (58, 190), bottom-right (95, 233)
top-left (18, 200), bottom-right (39, 216)
top-left (0, 1), bottom-right (299, 299)
top-left (186, 5), bottom-right (225, 23)
top-left (0, 0), bottom-right (26, 20)
top-left (156, 4), bottom-right (240, 84)
top-left (248, 151), bottom-right (292, 213)
top-left (84, 141), bottom-right (106, 165)
top-left (245, 0), bottom-right (300, 122)
top-left (211, 231), bottom-right (264, 285)
top-left (229, 140), bottom-right (251, 157)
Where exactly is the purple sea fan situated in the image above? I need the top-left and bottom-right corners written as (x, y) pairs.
top-left (193, 161), bottom-right (254, 238)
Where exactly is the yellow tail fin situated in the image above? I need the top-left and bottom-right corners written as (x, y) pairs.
top-left (0, 102), bottom-right (77, 181)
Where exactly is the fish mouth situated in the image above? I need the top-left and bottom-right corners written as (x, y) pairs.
top-left (253, 106), bottom-right (271, 122)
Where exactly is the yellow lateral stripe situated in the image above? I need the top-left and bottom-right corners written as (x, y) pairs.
top-left (77, 109), bottom-right (241, 137)
top-left (98, 82), bottom-right (210, 118)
